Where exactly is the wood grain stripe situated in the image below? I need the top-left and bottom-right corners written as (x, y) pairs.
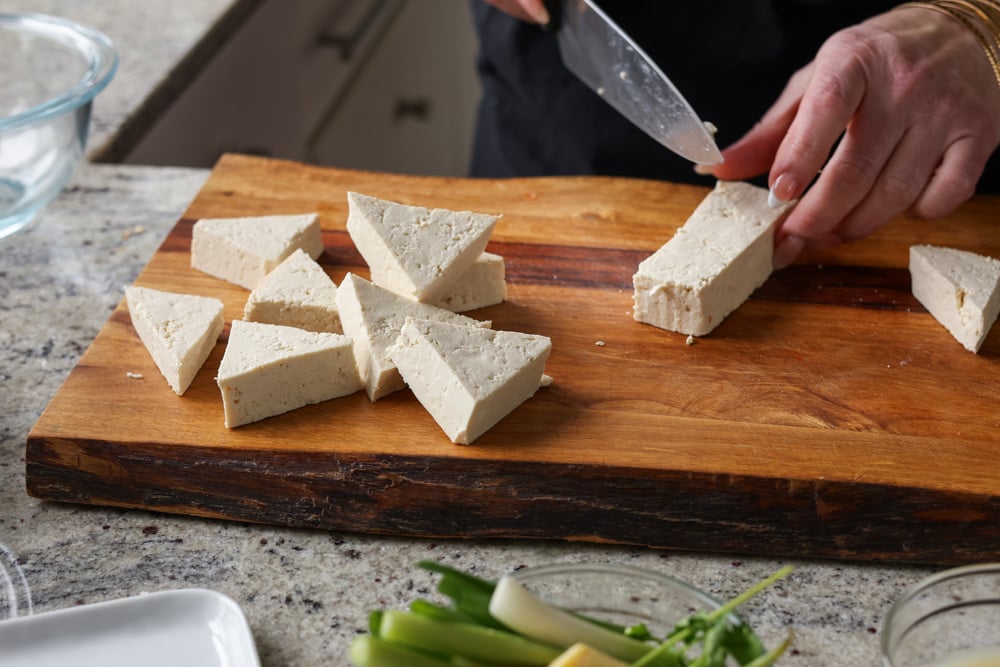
top-left (163, 219), bottom-right (919, 311)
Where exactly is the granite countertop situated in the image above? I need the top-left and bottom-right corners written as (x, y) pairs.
top-left (0, 167), bottom-right (936, 665)
top-left (0, 0), bottom-right (258, 162)
top-left (0, 1), bottom-right (942, 665)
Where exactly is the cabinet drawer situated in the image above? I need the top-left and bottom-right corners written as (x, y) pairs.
top-left (126, 0), bottom-right (402, 167)
top-left (307, 0), bottom-right (480, 176)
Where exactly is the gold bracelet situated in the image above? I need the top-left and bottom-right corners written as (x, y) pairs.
top-left (898, 1), bottom-right (1000, 90)
top-left (939, 0), bottom-right (1000, 78)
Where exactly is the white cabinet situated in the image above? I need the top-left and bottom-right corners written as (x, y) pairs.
top-left (306, 0), bottom-right (481, 176)
top-left (126, 0), bottom-right (482, 177)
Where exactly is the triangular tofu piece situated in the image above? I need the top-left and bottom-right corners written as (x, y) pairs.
top-left (216, 320), bottom-right (361, 428)
top-left (910, 244), bottom-right (1000, 353)
top-left (372, 251), bottom-right (507, 313)
top-left (346, 191), bottom-right (498, 301)
top-left (633, 181), bottom-right (792, 336)
top-left (191, 213), bottom-right (323, 289)
top-left (125, 286), bottom-right (224, 395)
top-left (335, 273), bottom-right (490, 401)
top-left (244, 249), bottom-right (342, 333)
top-left (389, 318), bottom-right (552, 445)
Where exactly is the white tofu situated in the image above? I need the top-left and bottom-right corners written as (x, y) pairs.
top-left (346, 191), bottom-right (498, 302)
top-left (429, 251), bottom-right (507, 312)
top-left (910, 244), bottom-right (1000, 353)
top-left (191, 213), bottom-right (323, 289)
top-left (216, 320), bottom-right (361, 428)
top-left (335, 273), bottom-right (491, 401)
top-left (124, 286), bottom-right (224, 395)
top-left (372, 251), bottom-right (507, 312)
top-left (632, 181), bottom-right (792, 336)
top-left (243, 248), bottom-right (342, 333)
top-left (389, 318), bottom-right (552, 445)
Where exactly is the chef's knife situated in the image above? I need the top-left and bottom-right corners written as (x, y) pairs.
top-left (546, 0), bottom-right (723, 165)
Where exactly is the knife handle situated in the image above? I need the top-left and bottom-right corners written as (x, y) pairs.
top-left (541, 0), bottom-right (561, 31)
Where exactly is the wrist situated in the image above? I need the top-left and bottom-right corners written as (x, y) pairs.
top-left (897, 1), bottom-right (1000, 89)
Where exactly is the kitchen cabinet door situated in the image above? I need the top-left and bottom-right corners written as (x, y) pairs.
top-left (125, 0), bottom-right (404, 168)
top-left (306, 0), bottom-right (481, 177)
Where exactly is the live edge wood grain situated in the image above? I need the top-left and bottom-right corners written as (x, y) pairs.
top-left (27, 154), bottom-right (1000, 565)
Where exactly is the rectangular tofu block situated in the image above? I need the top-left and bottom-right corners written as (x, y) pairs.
top-left (632, 181), bottom-right (791, 336)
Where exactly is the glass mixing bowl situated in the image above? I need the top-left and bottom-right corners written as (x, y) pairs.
top-left (512, 562), bottom-right (727, 639)
top-left (881, 563), bottom-right (1000, 667)
top-left (0, 13), bottom-right (117, 239)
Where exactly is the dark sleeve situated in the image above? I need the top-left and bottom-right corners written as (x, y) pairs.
top-left (468, 0), bottom-right (1000, 194)
top-left (468, 1), bottom-right (888, 180)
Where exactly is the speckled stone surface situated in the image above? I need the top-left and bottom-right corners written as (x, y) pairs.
top-left (0, 0), bottom-right (253, 161)
top-left (0, 162), bottom-right (942, 665)
top-left (0, 1), bottom-right (950, 663)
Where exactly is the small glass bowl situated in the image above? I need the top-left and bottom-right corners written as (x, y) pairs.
top-left (881, 563), bottom-right (1000, 667)
top-left (0, 13), bottom-right (117, 239)
top-left (512, 562), bottom-right (727, 638)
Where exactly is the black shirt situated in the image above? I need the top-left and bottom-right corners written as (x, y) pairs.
top-left (469, 1), bottom-right (1000, 192)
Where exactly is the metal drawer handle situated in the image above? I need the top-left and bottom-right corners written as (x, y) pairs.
top-left (316, 0), bottom-right (394, 60)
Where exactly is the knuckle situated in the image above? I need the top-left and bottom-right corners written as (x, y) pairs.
top-left (837, 215), bottom-right (878, 243)
top-left (830, 152), bottom-right (880, 192)
top-left (878, 172), bottom-right (923, 210)
top-left (808, 68), bottom-right (856, 118)
top-left (913, 175), bottom-right (975, 219)
top-left (783, 204), bottom-right (835, 241)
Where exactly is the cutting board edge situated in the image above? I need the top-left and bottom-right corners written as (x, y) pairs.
top-left (25, 432), bottom-right (1000, 566)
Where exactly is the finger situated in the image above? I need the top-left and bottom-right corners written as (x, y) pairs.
top-left (483, 0), bottom-right (549, 24)
top-left (834, 125), bottom-right (946, 243)
top-left (708, 65), bottom-right (812, 181)
top-left (912, 135), bottom-right (991, 219)
top-left (768, 34), bottom-right (870, 205)
top-left (784, 134), bottom-right (980, 255)
top-left (776, 85), bottom-right (903, 249)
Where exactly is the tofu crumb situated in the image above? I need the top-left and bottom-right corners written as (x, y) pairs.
top-left (126, 372), bottom-right (144, 379)
top-left (685, 335), bottom-right (695, 346)
top-left (704, 121), bottom-right (718, 136)
top-left (594, 340), bottom-right (606, 347)
top-left (539, 374), bottom-right (554, 388)
top-left (121, 225), bottom-right (146, 240)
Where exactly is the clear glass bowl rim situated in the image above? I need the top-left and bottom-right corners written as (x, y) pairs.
top-left (880, 562), bottom-right (1000, 665)
top-left (512, 561), bottom-right (727, 613)
top-left (0, 12), bottom-right (118, 132)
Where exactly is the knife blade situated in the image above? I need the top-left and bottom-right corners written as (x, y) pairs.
top-left (547, 0), bottom-right (723, 165)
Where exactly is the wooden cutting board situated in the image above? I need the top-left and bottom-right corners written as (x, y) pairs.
top-left (27, 154), bottom-right (1000, 565)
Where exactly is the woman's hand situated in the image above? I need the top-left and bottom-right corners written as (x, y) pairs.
top-left (706, 7), bottom-right (1000, 267)
top-left (482, 0), bottom-right (550, 25)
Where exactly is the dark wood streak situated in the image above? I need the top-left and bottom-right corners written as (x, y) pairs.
top-left (25, 436), bottom-right (996, 565)
top-left (164, 220), bottom-right (919, 311)
top-left (27, 157), bottom-right (1000, 567)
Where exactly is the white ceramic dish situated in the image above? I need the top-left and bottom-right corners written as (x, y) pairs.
top-left (0, 588), bottom-right (260, 667)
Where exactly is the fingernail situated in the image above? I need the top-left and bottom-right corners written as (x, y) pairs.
top-left (773, 234), bottom-right (805, 269)
top-left (693, 164), bottom-right (714, 176)
top-left (530, 4), bottom-right (550, 24)
top-left (768, 173), bottom-right (798, 209)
